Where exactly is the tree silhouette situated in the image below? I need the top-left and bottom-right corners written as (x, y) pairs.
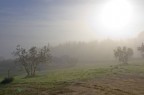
top-left (138, 43), bottom-right (144, 58)
top-left (114, 46), bottom-right (133, 64)
top-left (13, 45), bottom-right (51, 77)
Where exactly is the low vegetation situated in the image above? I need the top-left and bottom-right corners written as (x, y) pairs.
top-left (0, 44), bottom-right (144, 95)
top-left (0, 77), bottom-right (14, 85)
top-left (0, 59), bottom-right (144, 95)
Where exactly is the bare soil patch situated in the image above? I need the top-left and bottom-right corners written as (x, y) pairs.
top-left (51, 74), bottom-right (144, 95)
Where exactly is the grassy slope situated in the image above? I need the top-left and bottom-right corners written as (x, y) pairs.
top-left (0, 59), bottom-right (144, 95)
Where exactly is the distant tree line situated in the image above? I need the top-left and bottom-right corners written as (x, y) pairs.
top-left (0, 42), bottom-right (142, 78)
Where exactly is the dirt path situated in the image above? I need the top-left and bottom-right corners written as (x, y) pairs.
top-left (50, 74), bottom-right (144, 95)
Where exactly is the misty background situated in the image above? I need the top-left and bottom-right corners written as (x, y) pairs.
top-left (0, 0), bottom-right (144, 71)
top-left (0, 0), bottom-right (144, 75)
top-left (1, 0), bottom-right (144, 58)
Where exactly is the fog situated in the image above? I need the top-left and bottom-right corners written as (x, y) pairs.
top-left (51, 32), bottom-right (143, 63)
top-left (0, 31), bottom-right (143, 61)
top-left (0, 32), bottom-right (144, 76)
top-left (0, 0), bottom-right (144, 72)
top-left (1, 1), bottom-right (144, 94)
top-left (1, 0), bottom-right (144, 59)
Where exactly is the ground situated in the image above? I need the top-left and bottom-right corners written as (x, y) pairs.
top-left (64, 74), bottom-right (144, 95)
top-left (0, 59), bottom-right (144, 95)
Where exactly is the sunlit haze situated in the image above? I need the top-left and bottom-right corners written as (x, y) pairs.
top-left (99, 0), bottom-right (134, 39)
top-left (100, 0), bottom-right (133, 29)
top-left (0, 0), bottom-right (144, 58)
top-left (1, 1), bottom-right (144, 94)
top-left (90, 0), bottom-right (136, 40)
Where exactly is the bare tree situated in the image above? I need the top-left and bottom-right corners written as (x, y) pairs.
top-left (13, 45), bottom-right (51, 77)
top-left (138, 43), bottom-right (144, 58)
top-left (114, 46), bottom-right (133, 64)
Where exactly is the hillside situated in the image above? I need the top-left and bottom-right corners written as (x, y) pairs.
top-left (0, 59), bottom-right (144, 95)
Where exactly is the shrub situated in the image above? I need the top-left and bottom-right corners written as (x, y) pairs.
top-left (0, 77), bottom-right (14, 84)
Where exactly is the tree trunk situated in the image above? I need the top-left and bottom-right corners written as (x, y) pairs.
top-left (32, 64), bottom-right (37, 77)
top-left (7, 69), bottom-right (10, 78)
top-left (24, 66), bottom-right (30, 77)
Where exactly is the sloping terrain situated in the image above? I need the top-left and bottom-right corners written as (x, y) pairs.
top-left (0, 60), bottom-right (144, 95)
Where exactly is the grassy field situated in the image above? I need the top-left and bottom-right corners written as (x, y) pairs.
top-left (0, 59), bottom-right (144, 95)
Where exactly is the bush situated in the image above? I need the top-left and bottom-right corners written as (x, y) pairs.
top-left (0, 77), bottom-right (14, 84)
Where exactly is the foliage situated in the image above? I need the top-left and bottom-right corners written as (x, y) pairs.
top-left (13, 45), bottom-right (51, 77)
top-left (114, 46), bottom-right (133, 64)
top-left (138, 43), bottom-right (144, 58)
top-left (0, 77), bottom-right (14, 84)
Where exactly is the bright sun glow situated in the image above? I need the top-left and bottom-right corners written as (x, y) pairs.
top-left (90, 0), bottom-right (135, 40)
top-left (100, 0), bottom-right (133, 30)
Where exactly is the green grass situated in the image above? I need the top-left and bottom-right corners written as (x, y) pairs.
top-left (0, 59), bottom-right (144, 95)
top-left (14, 67), bottom-right (110, 83)
top-left (0, 67), bottom-right (110, 95)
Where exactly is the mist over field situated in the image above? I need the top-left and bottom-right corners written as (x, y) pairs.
top-left (0, 0), bottom-right (144, 59)
top-left (0, 33), bottom-right (144, 76)
top-left (1, 31), bottom-right (144, 61)
top-left (1, 0), bottom-right (144, 95)
top-left (51, 32), bottom-right (144, 62)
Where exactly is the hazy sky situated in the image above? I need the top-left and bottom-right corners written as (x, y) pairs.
top-left (0, 0), bottom-right (144, 58)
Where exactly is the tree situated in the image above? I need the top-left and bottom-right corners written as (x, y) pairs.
top-left (13, 45), bottom-right (51, 77)
top-left (138, 43), bottom-right (144, 58)
top-left (114, 46), bottom-right (133, 64)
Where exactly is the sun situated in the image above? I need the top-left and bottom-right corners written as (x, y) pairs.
top-left (99, 0), bottom-right (133, 30)
top-left (89, 0), bottom-right (135, 39)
